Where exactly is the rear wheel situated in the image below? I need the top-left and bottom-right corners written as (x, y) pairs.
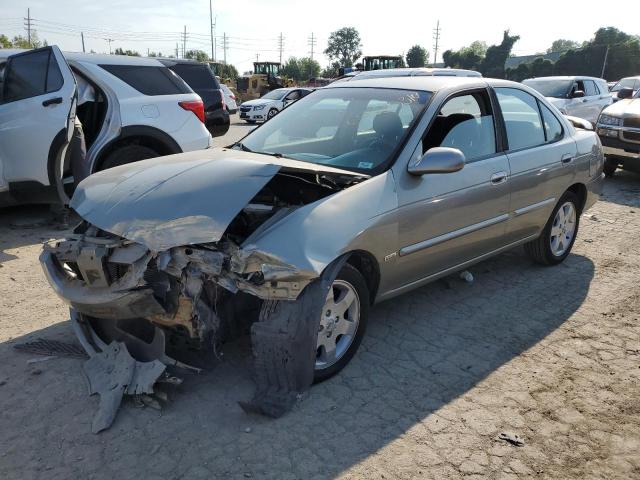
top-left (99, 144), bottom-right (160, 171)
top-left (524, 191), bottom-right (580, 265)
top-left (314, 264), bottom-right (369, 383)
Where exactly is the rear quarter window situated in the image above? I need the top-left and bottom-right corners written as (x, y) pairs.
top-left (169, 64), bottom-right (220, 90)
top-left (99, 64), bottom-right (191, 96)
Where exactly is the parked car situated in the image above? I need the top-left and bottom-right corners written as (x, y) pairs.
top-left (523, 76), bottom-right (612, 125)
top-left (238, 87), bottom-right (312, 123)
top-left (596, 87), bottom-right (640, 177)
top-left (220, 84), bottom-right (238, 114)
top-left (41, 76), bottom-right (603, 416)
top-left (158, 58), bottom-right (229, 136)
top-left (609, 76), bottom-right (640, 102)
top-left (334, 67), bottom-right (482, 83)
top-left (0, 46), bottom-right (212, 206)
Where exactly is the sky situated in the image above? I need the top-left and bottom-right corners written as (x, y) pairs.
top-left (1, 0), bottom-right (638, 74)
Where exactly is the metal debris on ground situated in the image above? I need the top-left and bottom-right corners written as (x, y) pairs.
top-left (498, 432), bottom-right (525, 446)
top-left (13, 338), bottom-right (89, 359)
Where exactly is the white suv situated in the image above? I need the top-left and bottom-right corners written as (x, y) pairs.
top-left (0, 46), bottom-right (212, 206)
top-left (523, 76), bottom-right (612, 125)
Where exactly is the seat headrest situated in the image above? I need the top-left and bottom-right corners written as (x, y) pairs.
top-left (373, 111), bottom-right (404, 141)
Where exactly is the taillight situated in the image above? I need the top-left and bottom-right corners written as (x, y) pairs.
top-left (179, 100), bottom-right (205, 124)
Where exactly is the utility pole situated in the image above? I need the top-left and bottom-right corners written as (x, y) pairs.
top-left (213, 16), bottom-right (217, 62)
top-left (175, 43), bottom-right (179, 58)
top-left (601, 45), bottom-right (609, 79)
top-left (182, 25), bottom-right (187, 58)
top-left (256, 53), bottom-right (259, 62)
top-left (278, 32), bottom-right (284, 64)
top-left (209, 0), bottom-right (214, 61)
top-left (105, 38), bottom-right (113, 54)
top-left (308, 32), bottom-right (316, 60)
top-left (81, 32), bottom-right (86, 53)
top-left (24, 8), bottom-right (32, 47)
top-left (432, 20), bottom-right (441, 66)
top-left (223, 32), bottom-right (227, 64)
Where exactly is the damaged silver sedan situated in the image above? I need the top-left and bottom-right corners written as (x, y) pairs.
top-left (41, 77), bottom-right (604, 428)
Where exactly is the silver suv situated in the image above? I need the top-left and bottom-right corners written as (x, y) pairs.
top-left (41, 76), bottom-right (603, 417)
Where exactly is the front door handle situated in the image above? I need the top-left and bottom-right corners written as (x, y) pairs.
top-left (561, 154), bottom-right (573, 164)
top-left (490, 171), bottom-right (508, 185)
top-left (42, 97), bottom-right (63, 107)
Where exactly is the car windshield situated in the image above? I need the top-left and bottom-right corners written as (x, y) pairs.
top-left (611, 78), bottom-right (636, 92)
top-left (261, 89), bottom-right (287, 100)
top-left (523, 79), bottom-right (572, 98)
top-left (235, 87), bottom-right (431, 174)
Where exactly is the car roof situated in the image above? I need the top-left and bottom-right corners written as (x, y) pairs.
top-left (0, 48), bottom-right (166, 66)
top-left (523, 76), bottom-right (606, 82)
top-left (156, 58), bottom-right (205, 66)
top-left (347, 67), bottom-right (482, 80)
top-left (324, 75), bottom-right (494, 92)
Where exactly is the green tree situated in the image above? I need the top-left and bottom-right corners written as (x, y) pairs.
top-left (114, 47), bottom-right (140, 56)
top-left (217, 63), bottom-right (239, 80)
top-left (479, 30), bottom-right (520, 78)
top-left (0, 34), bottom-right (11, 48)
top-left (185, 49), bottom-right (209, 62)
top-left (321, 61), bottom-right (341, 78)
top-left (406, 45), bottom-right (428, 67)
top-left (547, 39), bottom-right (580, 53)
top-left (282, 57), bottom-right (321, 81)
top-left (324, 27), bottom-right (362, 67)
top-left (442, 40), bottom-right (486, 70)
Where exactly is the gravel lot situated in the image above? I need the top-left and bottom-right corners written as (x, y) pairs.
top-left (1, 118), bottom-right (639, 479)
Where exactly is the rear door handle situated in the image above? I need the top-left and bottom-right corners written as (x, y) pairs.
top-left (561, 154), bottom-right (573, 164)
top-left (490, 171), bottom-right (508, 185)
top-left (42, 97), bottom-right (63, 107)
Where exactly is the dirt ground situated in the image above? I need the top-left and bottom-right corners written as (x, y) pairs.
top-left (1, 134), bottom-right (639, 479)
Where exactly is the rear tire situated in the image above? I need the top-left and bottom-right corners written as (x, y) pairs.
top-left (314, 264), bottom-right (369, 383)
top-left (524, 191), bottom-right (580, 266)
top-left (99, 145), bottom-right (160, 171)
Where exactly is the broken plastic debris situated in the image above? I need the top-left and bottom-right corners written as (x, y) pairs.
top-left (498, 432), bottom-right (525, 446)
top-left (459, 270), bottom-right (474, 283)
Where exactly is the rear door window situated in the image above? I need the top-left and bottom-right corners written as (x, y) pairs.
top-left (496, 88), bottom-right (545, 150)
top-left (584, 80), bottom-right (598, 97)
top-left (2, 48), bottom-right (64, 103)
top-left (539, 103), bottom-right (563, 142)
top-left (100, 64), bottom-right (191, 95)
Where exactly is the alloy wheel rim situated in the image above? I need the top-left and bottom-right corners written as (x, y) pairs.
top-left (550, 201), bottom-right (576, 257)
top-left (315, 279), bottom-right (360, 370)
top-left (268, 109), bottom-right (277, 118)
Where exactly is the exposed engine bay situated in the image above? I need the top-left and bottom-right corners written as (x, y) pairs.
top-left (40, 166), bottom-right (366, 431)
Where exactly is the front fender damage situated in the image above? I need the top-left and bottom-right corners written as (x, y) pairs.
top-left (42, 228), bottom-right (337, 431)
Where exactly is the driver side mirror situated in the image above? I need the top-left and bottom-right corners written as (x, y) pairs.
top-left (408, 147), bottom-right (465, 176)
top-left (617, 87), bottom-right (633, 100)
top-left (571, 90), bottom-right (585, 98)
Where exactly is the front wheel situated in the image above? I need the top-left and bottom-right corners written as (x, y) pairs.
top-left (524, 191), bottom-right (580, 265)
top-left (603, 158), bottom-right (618, 178)
top-left (267, 108), bottom-right (278, 120)
top-left (314, 264), bottom-right (369, 383)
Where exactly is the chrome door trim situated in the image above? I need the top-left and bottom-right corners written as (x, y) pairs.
top-left (399, 213), bottom-right (510, 257)
top-left (513, 197), bottom-right (556, 217)
top-left (379, 234), bottom-right (539, 302)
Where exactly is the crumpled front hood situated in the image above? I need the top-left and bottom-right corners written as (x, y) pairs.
top-left (71, 149), bottom-right (360, 251)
